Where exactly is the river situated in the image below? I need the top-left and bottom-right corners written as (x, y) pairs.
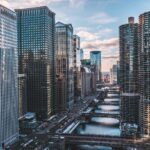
top-left (66, 90), bottom-right (121, 150)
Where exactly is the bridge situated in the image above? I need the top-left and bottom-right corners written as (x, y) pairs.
top-left (101, 101), bottom-right (119, 106)
top-left (62, 134), bottom-right (150, 149)
top-left (81, 112), bottom-right (120, 119)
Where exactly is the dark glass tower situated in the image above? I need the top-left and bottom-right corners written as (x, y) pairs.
top-left (139, 12), bottom-right (150, 137)
top-left (119, 17), bottom-right (140, 126)
top-left (55, 22), bottom-right (74, 109)
top-left (16, 6), bottom-right (56, 120)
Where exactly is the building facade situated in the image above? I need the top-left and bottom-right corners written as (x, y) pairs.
top-left (119, 17), bottom-right (140, 126)
top-left (18, 74), bottom-right (27, 119)
top-left (81, 67), bottom-right (92, 98)
top-left (80, 49), bottom-right (84, 60)
top-left (73, 35), bottom-right (81, 101)
top-left (90, 51), bottom-right (101, 81)
top-left (139, 12), bottom-right (150, 137)
top-left (81, 59), bottom-right (96, 98)
top-left (16, 6), bottom-right (56, 120)
top-left (0, 5), bottom-right (19, 145)
top-left (110, 64), bottom-right (117, 84)
top-left (55, 22), bottom-right (74, 109)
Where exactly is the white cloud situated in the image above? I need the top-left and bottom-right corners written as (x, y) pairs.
top-left (0, 0), bottom-right (65, 9)
top-left (75, 27), bottom-right (112, 41)
top-left (81, 37), bottom-right (119, 50)
top-left (69, 0), bottom-right (86, 8)
top-left (90, 12), bottom-right (117, 24)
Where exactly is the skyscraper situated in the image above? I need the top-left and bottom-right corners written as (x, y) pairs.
top-left (90, 51), bottom-right (101, 81)
top-left (139, 12), bottom-right (150, 137)
top-left (80, 49), bottom-right (84, 60)
top-left (110, 64), bottom-right (117, 84)
top-left (119, 17), bottom-right (140, 126)
top-left (18, 74), bottom-right (27, 119)
top-left (0, 5), bottom-right (19, 145)
top-left (73, 35), bottom-right (81, 101)
top-left (55, 22), bottom-right (74, 109)
top-left (16, 6), bottom-right (56, 120)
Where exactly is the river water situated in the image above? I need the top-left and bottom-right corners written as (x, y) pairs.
top-left (66, 92), bottom-right (121, 150)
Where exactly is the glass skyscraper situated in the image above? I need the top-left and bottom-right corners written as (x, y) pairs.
top-left (73, 35), bottom-right (81, 101)
top-left (55, 22), bottom-right (74, 109)
top-left (80, 49), bottom-right (84, 60)
top-left (119, 17), bottom-right (140, 126)
top-left (90, 51), bottom-right (101, 81)
top-left (15, 6), bottom-right (56, 120)
top-left (139, 12), bottom-right (150, 137)
top-left (0, 5), bottom-right (19, 145)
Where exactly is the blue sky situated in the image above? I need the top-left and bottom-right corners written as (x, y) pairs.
top-left (1, 0), bottom-right (150, 71)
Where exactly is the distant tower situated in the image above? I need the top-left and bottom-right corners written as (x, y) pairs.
top-left (90, 51), bottom-right (101, 81)
top-left (0, 4), bottom-right (19, 145)
top-left (119, 17), bottom-right (140, 126)
top-left (139, 12), bottom-right (150, 137)
top-left (16, 6), bottom-right (56, 120)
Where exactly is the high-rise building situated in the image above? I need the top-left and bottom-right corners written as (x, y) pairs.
top-left (18, 74), bottom-right (27, 119)
top-left (117, 61), bottom-right (120, 85)
top-left (16, 6), bottom-right (56, 120)
top-left (139, 12), bottom-right (150, 137)
top-left (110, 64), bottom-right (117, 84)
top-left (80, 49), bottom-right (84, 60)
top-left (119, 17), bottom-right (140, 126)
top-left (73, 35), bottom-right (81, 101)
top-left (81, 59), bottom-right (96, 96)
top-left (90, 51), bottom-right (101, 81)
top-left (55, 22), bottom-right (74, 109)
top-left (0, 5), bottom-right (19, 145)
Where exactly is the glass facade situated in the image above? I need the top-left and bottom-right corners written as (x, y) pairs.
top-left (90, 51), bottom-right (101, 81)
top-left (80, 49), bottom-right (84, 60)
top-left (73, 35), bottom-right (81, 100)
top-left (119, 17), bottom-right (140, 125)
top-left (55, 22), bottom-right (74, 109)
top-left (139, 12), bottom-right (150, 136)
top-left (16, 6), bottom-right (56, 120)
top-left (0, 5), bottom-right (19, 144)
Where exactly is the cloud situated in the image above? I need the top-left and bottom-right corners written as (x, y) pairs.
top-left (69, 0), bottom-right (86, 8)
top-left (77, 30), bottom-right (98, 41)
top-left (90, 12), bottom-right (117, 24)
top-left (75, 27), bottom-right (112, 41)
top-left (0, 0), bottom-right (65, 9)
top-left (81, 38), bottom-right (119, 50)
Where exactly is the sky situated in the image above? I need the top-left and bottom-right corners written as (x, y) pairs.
top-left (1, 0), bottom-right (150, 72)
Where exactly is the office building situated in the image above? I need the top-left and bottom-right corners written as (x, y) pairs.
top-left (0, 5), bottom-right (19, 145)
top-left (119, 17), bottom-right (140, 126)
top-left (81, 59), bottom-right (96, 97)
top-left (139, 12), bottom-right (150, 137)
top-left (80, 49), bottom-right (84, 60)
top-left (56, 75), bottom-right (66, 112)
top-left (18, 74), bottom-right (27, 119)
top-left (73, 35), bottom-right (81, 101)
top-left (117, 61), bottom-right (120, 85)
top-left (90, 51), bottom-right (101, 81)
top-left (110, 64), bottom-right (117, 84)
top-left (55, 22), bottom-right (74, 109)
top-left (16, 6), bottom-right (56, 120)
